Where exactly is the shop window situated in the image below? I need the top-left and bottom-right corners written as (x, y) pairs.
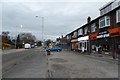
top-left (102, 45), bottom-right (110, 52)
top-left (84, 42), bottom-right (87, 49)
top-left (99, 16), bottom-right (110, 28)
top-left (116, 8), bottom-right (120, 23)
top-left (79, 43), bottom-right (82, 50)
top-left (92, 45), bottom-right (96, 51)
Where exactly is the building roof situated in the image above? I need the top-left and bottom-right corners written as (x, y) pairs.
top-left (99, 1), bottom-right (114, 11)
top-left (65, 1), bottom-right (120, 36)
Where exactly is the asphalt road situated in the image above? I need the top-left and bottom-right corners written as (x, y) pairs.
top-left (2, 48), bottom-right (48, 78)
top-left (2, 48), bottom-right (118, 79)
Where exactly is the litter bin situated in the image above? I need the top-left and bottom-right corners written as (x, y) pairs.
top-left (47, 50), bottom-right (51, 55)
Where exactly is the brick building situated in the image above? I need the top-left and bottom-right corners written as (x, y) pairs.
top-left (65, 0), bottom-right (120, 59)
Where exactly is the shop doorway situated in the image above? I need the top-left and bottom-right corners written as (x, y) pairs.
top-left (78, 40), bottom-right (88, 52)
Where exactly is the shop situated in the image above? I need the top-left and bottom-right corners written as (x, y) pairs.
top-left (89, 32), bottom-right (98, 53)
top-left (89, 27), bottom-right (120, 58)
top-left (70, 39), bottom-right (78, 51)
top-left (108, 27), bottom-right (120, 58)
top-left (78, 36), bottom-right (89, 52)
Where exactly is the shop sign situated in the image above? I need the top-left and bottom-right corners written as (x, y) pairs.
top-left (78, 36), bottom-right (88, 41)
top-left (97, 31), bottom-right (110, 39)
top-left (89, 27), bottom-right (120, 40)
top-left (89, 32), bottom-right (98, 40)
top-left (108, 27), bottom-right (120, 37)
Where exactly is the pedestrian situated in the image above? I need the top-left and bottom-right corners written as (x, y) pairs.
top-left (98, 46), bottom-right (102, 57)
top-left (116, 44), bottom-right (120, 61)
top-left (82, 47), bottom-right (84, 53)
top-left (98, 47), bottom-right (101, 54)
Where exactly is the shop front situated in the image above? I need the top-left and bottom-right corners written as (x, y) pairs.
top-left (89, 32), bottom-right (98, 53)
top-left (108, 27), bottom-right (120, 58)
top-left (78, 36), bottom-right (89, 52)
top-left (70, 39), bottom-right (78, 51)
top-left (89, 27), bottom-right (120, 59)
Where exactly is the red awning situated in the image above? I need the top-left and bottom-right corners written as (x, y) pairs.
top-left (108, 27), bottom-right (120, 37)
top-left (89, 32), bottom-right (98, 40)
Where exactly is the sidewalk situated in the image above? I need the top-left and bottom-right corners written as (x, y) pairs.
top-left (69, 50), bottom-right (119, 65)
top-left (47, 50), bottom-right (118, 78)
top-left (2, 49), bottom-right (26, 54)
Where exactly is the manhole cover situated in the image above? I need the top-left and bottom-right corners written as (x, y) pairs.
top-left (50, 58), bottom-right (67, 62)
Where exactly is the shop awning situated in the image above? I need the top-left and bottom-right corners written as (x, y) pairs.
top-left (108, 27), bottom-right (120, 37)
top-left (89, 33), bottom-right (98, 40)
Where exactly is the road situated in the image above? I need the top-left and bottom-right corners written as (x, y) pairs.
top-left (2, 48), bottom-right (47, 78)
top-left (2, 48), bottom-right (118, 78)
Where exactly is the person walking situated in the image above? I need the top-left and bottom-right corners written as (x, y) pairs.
top-left (98, 46), bottom-right (102, 57)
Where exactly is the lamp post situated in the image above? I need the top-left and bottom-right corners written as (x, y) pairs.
top-left (35, 16), bottom-right (44, 46)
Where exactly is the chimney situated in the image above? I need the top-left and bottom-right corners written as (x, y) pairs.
top-left (87, 16), bottom-right (91, 23)
top-left (87, 16), bottom-right (91, 33)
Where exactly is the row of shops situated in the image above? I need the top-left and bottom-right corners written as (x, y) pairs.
top-left (69, 27), bottom-right (120, 59)
top-left (59, 0), bottom-right (120, 59)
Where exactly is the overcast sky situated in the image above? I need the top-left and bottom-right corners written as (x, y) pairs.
top-left (1, 0), bottom-right (112, 41)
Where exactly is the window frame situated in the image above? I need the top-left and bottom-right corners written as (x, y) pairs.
top-left (116, 8), bottom-right (120, 23)
top-left (91, 23), bottom-right (96, 33)
top-left (99, 16), bottom-right (110, 28)
top-left (78, 29), bottom-right (83, 36)
top-left (84, 27), bottom-right (88, 35)
top-left (72, 31), bottom-right (77, 38)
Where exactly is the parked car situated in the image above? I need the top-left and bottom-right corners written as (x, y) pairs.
top-left (31, 44), bottom-right (35, 48)
top-left (46, 47), bottom-right (62, 52)
top-left (24, 43), bottom-right (31, 49)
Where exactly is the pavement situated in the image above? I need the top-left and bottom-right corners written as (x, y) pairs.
top-left (48, 50), bottom-right (118, 78)
top-left (72, 51), bottom-right (119, 65)
top-left (2, 48), bottom-right (26, 54)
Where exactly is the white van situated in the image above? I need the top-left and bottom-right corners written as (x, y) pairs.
top-left (24, 43), bottom-right (31, 49)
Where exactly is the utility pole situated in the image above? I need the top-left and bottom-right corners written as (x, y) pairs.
top-left (35, 16), bottom-right (44, 47)
top-left (15, 26), bottom-right (17, 49)
top-left (42, 17), bottom-right (44, 45)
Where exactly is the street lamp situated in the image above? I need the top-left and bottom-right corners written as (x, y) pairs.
top-left (35, 16), bottom-right (44, 46)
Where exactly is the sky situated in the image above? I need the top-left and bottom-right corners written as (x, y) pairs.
top-left (1, 0), bottom-right (112, 41)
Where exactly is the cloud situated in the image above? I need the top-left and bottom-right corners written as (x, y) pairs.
top-left (2, 1), bottom-right (110, 40)
top-left (2, 0), bottom-right (112, 3)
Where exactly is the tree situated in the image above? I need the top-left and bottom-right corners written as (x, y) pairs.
top-left (37, 41), bottom-right (42, 47)
top-left (2, 31), bottom-right (13, 49)
top-left (45, 39), bottom-right (52, 47)
top-left (19, 33), bottom-right (37, 44)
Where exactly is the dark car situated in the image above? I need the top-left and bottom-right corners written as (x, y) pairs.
top-left (46, 47), bottom-right (62, 52)
top-left (31, 45), bottom-right (35, 48)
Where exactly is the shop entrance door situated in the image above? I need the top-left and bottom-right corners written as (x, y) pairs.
top-left (78, 40), bottom-right (88, 52)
